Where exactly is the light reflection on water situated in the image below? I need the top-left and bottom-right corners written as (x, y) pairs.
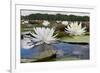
top-left (21, 41), bottom-right (89, 62)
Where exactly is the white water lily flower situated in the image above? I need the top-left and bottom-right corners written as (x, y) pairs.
top-left (56, 21), bottom-right (61, 23)
top-left (31, 27), bottom-right (57, 45)
top-left (65, 22), bottom-right (86, 36)
top-left (42, 20), bottom-right (50, 26)
top-left (61, 21), bottom-right (68, 25)
top-left (21, 38), bottom-right (34, 49)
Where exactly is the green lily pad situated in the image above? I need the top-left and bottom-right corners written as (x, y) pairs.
top-left (60, 35), bottom-right (89, 43)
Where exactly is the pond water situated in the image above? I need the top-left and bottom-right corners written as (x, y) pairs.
top-left (21, 41), bottom-right (89, 62)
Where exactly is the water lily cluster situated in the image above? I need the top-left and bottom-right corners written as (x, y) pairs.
top-left (21, 27), bottom-right (57, 49)
top-left (21, 21), bottom-right (86, 49)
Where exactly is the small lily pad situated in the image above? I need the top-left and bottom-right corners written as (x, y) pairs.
top-left (60, 35), bottom-right (89, 43)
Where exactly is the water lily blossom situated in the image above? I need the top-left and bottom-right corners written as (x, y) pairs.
top-left (31, 27), bottom-right (57, 45)
top-left (65, 22), bottom-right (86, 36)
top-left (42, 20), bottom-right (50, 26)
top-left (61, 21), bottom-right (68, 25)
top-left (21, 37), bottom-right (34, 49)
top-left (56, 21), bottom-right (61, 23)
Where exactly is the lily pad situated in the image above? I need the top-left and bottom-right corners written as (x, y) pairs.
top-left (60, 35), bottom-right (89, 43)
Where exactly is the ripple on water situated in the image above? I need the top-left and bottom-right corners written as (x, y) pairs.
top-left (21, 42), bottom-right (89, 60)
